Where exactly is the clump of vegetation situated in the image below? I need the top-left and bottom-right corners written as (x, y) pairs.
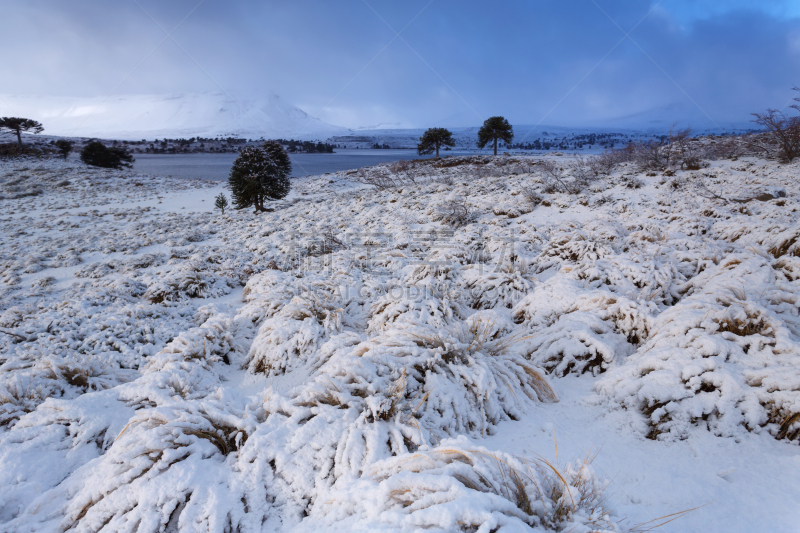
top-left (228, 141), bottom-right (291, 212)
top-left (417, 127), bottom-right (455, 158)
top-left (0, 143), bottom-right (51, 158)
top-left (54, 139), bottom-right (74, 160)
top-left (477, 116), bottom-right (514, 155)
top-left (436, 197), bottom-right (476, 226)
top-left (80, 140), bottom-right (134, 169)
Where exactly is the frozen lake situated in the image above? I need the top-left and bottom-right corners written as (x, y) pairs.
top-left (127, 149), bottom-right (463, 181)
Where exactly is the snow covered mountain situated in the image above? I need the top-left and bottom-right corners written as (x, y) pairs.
top-left (587, 102), bottom-right (755, 132)
top-left (0, 93), bottom-right (349, 140)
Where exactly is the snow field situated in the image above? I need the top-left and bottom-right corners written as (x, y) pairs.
top-left (1, 154), bottom-right (799, 531)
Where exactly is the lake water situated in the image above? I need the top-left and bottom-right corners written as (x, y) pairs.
top-left (128, 149), bottom-right (467, 181)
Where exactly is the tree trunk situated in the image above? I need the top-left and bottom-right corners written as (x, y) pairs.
top-left (493, 137), bottom-right (497, 156)
top-left (16, 130), bottom-right (22, 147)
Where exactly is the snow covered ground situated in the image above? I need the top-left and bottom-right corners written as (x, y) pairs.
top-left (1, 154), bottom-right (799, 532)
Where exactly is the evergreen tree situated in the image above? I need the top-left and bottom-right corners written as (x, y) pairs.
top-left (55, 139), bottom-right (74, 160)
top-left (477, 116), bottom-right (514, 156)
top-left (261, 140), bottom-right (292, 180)
top-left (417, 127), bottom-right (455, 158)
top-left (80, 141), bottom-right (134, 169)
top-left (228, 142), bottom-right (291, 213)
top-left (0, 117), bottom-right (44, 146)
top-left (214, 192), bottom-right (229, 214)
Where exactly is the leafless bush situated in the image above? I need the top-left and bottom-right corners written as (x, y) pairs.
top-left (631, 140), bottom-right (669, 171)
top-left (436, 197), bottom-right (476, 227)
top-left (389, 159), bottom-right (410, 173)
top-left (476, 165), bottom-right (503, 179)
top-left (540, 161), bottom-right (569, 193)
top-left (509, 163), bottom-right (527, 175)
top-left (665, 176), bottom-right (687, 191)
top-left (352, 167), bottom-right (400, 190)
top-left (520, 185), bottom-right (542, 206)
top-left (663, 127), bottom-right (698, 169)
top-left (437, 174), bottom-right (454, 186)
top-left (307, 227), bottom-right (347, 256)
top-left (568, 155), bottom-right (601, 190)
top-left (693, 179), bottom-right (730, 203)
top-left (587, 153), bottom-right (615, 175)
top-left (748, 110), bottom-right (800, 163)
top-left (387, 159), bottom-right (421, 185)
top-left (625, 127), bottom-right (712, 171)
top-left (540, 160), bottom-right (590, 194)
top-left (621, 175), bottom-right (644, 189)
top-left (705, 136), bottom-right (747, 160)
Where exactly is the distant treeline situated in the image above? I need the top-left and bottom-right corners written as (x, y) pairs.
top-left (273, 139), bottom-right (335, 153)
top-left (102, 137), bottom-right (336, 154)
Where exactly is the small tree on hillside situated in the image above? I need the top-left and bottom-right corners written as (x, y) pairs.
top-left (55, 139), bottom-right (74, 160)
top-left (417, 127), bottom-right (455, 158)
top-left (477, 116), bottom-right (514, 156)
top-left (0, 117), bottom-right (44, 146)
top-left (214, 192), bottom-right (229, 214)
top-left (80, 141), bottom-right (134, 169)
top-left (228, 142), bottom-right (291, 213)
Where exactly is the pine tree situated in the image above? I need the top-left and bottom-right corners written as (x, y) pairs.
top-left (228, 142), bottom-right (291, 213)
top-left (55, 139), bottom-right (74, 160)
top-left (80, 141), bottom-right (134, 169)
top-left (417, 128), bottom-right (455, 158)
top-left (261, 140), bottom-right (292, 180)
top-left (0, 117), bottom-right (44, 146)
top-left (477, 116), bottom-right (514, 156)
top-left (214, 192), bottom-right (229, 214)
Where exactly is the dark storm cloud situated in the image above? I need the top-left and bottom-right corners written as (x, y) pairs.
top-left (2, 0), bottom-right (799, 128)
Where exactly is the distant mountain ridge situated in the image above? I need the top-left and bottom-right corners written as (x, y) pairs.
top-left (1, 93), bottom-right (755, 144)
top-left (0, 93), bottom-right (348, 140)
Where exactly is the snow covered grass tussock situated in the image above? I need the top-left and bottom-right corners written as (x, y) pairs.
top-left (1, 154), bottom-right (799, 531)
top-left (307, 436), bottom-right (616, 533)
top-left (596, 255), bottom-right (800, 442)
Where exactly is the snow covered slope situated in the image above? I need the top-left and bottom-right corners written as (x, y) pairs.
top-left (0, 154), bottom-right (799, 532)
top-left (0, 93), bottom-right (348, 140)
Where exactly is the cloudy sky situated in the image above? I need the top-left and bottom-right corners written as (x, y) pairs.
top-left (3, 0), bottom-right (800, 129)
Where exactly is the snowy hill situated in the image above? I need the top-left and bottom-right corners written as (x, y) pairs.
top-left (587, 102), bottom-right (756, 132)
top-left (0, 93), bottom-right (349, 141)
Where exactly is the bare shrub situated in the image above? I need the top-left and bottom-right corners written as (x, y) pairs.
top-left (587, 152), bottom-right (615, 175)
top-left (631, 140), bottom-right (669, 171)
top-left (693, 179), bottom-right (730, 203)
top-left (352, 167), bottom-right (399, 190)
top-left (387, 159), bottom-right (419, 185)
top-left (436, 197), bottom-right (476, 226)
top-left (476, 164), bottom-right (502, 179)
top-left (520, 185), bottom-right (542, 207)
top-left (705, 136), bottom-right (746, 160)
top-left (540, 160), bottom-right (590, 194)
top-left (621, 175), bottom-right (644, 189)
top-left (389, 159), bottom-right (410, 173)
top-left (568, 154), bottom-right (600, 190)
top-left (307, 227), bottom-right (347, 256)
top-left (664, 127), bottom-right (707, 170)
top-left (749, 88), bottom-right (800, 162)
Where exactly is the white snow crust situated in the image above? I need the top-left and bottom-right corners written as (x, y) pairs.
top-left (1, 154), bottom-right (799, 532)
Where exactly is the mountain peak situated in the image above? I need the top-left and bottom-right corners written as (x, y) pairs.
top-left (0, 93), bottom-right (348, 140)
